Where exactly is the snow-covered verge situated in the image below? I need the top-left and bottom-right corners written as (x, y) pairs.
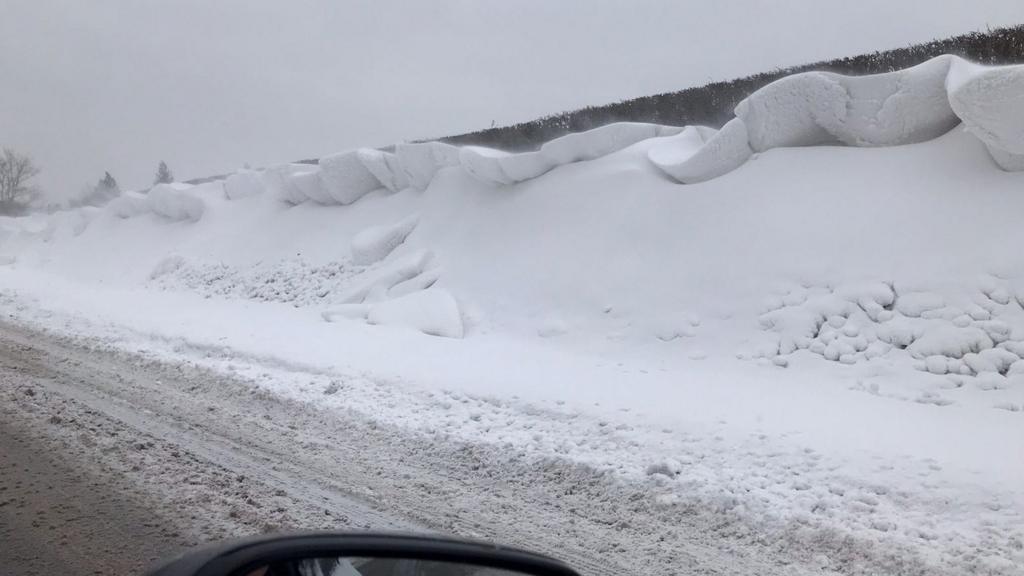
top-left (2, 56), bottom-right (1024, 575)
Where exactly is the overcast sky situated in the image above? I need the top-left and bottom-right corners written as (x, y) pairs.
top-left (2, 1), bottom-right (1021, 199)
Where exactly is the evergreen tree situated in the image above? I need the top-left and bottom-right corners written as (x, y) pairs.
top-left (100, 171), bottom-right (118, 192)
top-left (154, 161), bottom-right (174, 185)
top-left (68, 171), bottom-right (121, 208)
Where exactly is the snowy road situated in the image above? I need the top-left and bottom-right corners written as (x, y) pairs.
top-left (0, 319), bottom-right (811, 576)
top-left (0, 416), bottom-right (184, 575)
top-left (8, 315), bottom-right (950, 576)
top-left (4, 302), bottom-right (1019, 576)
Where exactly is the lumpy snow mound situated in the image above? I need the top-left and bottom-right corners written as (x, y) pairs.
top-left (356, 148), bottom-right (410, 193)
top-left (107, 183), bottom-right (209, 222)
top-left (223, 169), bottom-right (267, 200)
top-left (318, 150), bottom-right (383, 205)
top-left (394, 142), bottom-right (461, 190)
top-left (350, 215), bottom-right (419, 265)
top-left (367, 288), bottom-right (463, 338)
top-left (147, 183), bottom-right (207, 222)
top-left (263, 163), bottom-right (320, 205)
top-left (108, 191), bottom-right (151, 218)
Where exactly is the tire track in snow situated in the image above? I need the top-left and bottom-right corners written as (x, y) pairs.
top-left (0, 324), bottom-right (639, 576)
top-left (0, 318), bottom-right (957, 576)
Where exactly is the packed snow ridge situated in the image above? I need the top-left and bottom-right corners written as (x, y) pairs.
top-left (104, 54), bottom-right (1024, 224)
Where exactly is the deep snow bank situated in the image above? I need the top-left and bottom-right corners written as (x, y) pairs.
top-left (736, 55), bottom-right (959, 150)
top-left (3, 124), bottom-right (1024, 574)
top-left (460, 122), bottom-right (683, 185)
top-left (651, 55), bottom-right (1024, 182)
top-left (174, 55), bottom-right (1024, 202)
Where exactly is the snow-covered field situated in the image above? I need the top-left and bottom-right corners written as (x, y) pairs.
top-left (2, 56), bottom-right (1024, 574)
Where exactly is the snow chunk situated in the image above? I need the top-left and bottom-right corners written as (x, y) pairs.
top-left (947, 58), bottom-right (1024, 170)
top-left (999, 341), bottom-right (1024, 357)
top-left (389, 267), bottom-right (441, 299)
top-left (339, 250), bottom-right (434, 304)
top-left (366, 288), bottom-right (464, 338)
top-left (290, 169), bottom-right (335, 205)
top-left (395, 142), bottom-right (461, 190)
top-left (147, 183), bottom-right (205, 222)
top-left (894, 292), bottom-right (945, 318)
top-left (975, 373), bottom-right (1010, 391)
top-left (645, 458), bottom-right (683, 477)
top-left (350, 215), bottom-right (419, 266)
top-left (648, 120), bottom-right (753, 184)
top-left (356, 149), bottom-right (410, 193)
top-left (318, 151), bottom-right (383, 205)
top-left (924, 355), bottom-right (950, 375)
top-left (964, 348), bottom-right (1019, 375)
top-left (223, 169), bottom-right (267, 200)
top-left (976, 320), bottom-right (1013, 344)
top-left (263, 163), bottom-right (318, 205)
top-left (1008, 360), bottom-right (1024, 377)
top-left (905, 326), bottom-right (994, 359)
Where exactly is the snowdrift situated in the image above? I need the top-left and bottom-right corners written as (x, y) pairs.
top-left (356, 149), bottom-right (410, 193)
top-left (460, 122), bottom-right (684, 185)
top-left (263, 163), bottom-right (319, 205)
top-left (652, 54), bottom-right (1024, 182)
top-left (318, 151), bottom-right (382, 205)
top-left (200, 56), bottom-right (1024, 203)
top-left (223, 169), bottom-right (267, 200)
top-left (147, 183), bottom-right (206, 222)
top-left (108, 183), bottom-right (209, 222)
top-left (947, 58), bottom-right (1024, 170)
top-left (4, 101), bottom-right (1024, 574)
top-left (647, 121), bottom-right (752, 184)
top-left (394, 142), bottom-right (461, 190)
top-left (350, 215), bottom-right (419, 265)
top-left (108, 191), bottom-right (151, 218)
top-left (735, 55), bottom-right (959, 150)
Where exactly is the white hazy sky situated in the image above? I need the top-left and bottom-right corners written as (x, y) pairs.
top-left (2, 1), bottom-right (1021, 199)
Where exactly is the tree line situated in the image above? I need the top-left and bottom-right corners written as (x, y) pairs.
top-left (436, 24), bottom-right (1024, 151)
top-left (0, 155), bottom-right (177, 215)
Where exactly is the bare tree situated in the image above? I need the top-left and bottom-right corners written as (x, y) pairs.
top-left (0, 148), bottom-right (41, 215)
